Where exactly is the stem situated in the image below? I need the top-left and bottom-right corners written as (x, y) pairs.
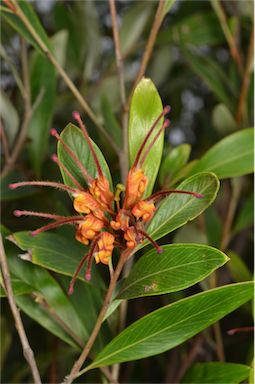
top-left (211, 0), bottom-right (243, 74)
top-left (63, 249), bottom-right (131, 384)
top-left (10, 180), bottom-right (78, 194)
top-left (0, 123), bottom-right (10, 161)
top-left (1, 38), bottom-right (32, 178)
top-left (109, 0), bottom-right (129, 182)
top-left (10, 0), bottom-right (119, 155)
top-left (235, 26), bottom-right (254, 124)
top-left (126, 0), bottom-right (165, 107)
top-left (0, 235), bottom-right (42, 383)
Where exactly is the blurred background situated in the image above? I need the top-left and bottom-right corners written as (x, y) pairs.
top-left (1, 1), bottom-right (254, 382)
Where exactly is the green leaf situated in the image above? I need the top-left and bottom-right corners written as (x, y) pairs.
top-left (162, 0), bottom-right (176, 18)
top-left (212, 103), bottom-right (238, 136)
top-left (8, 231), bottom-right (101, 285)
top-left (145, 172), bottom-right (219, 244)
top-left (205, 206), bottom-right (222, 248)
top-left (233, 193), bottom-right (254, 234)
top-left (101, 95), bottom-right (122, 148)
top-left (1, 0), bottom-right (51, 52)
top-left (120, 3), bottom-right (153, 55)
top-left (0, 90), bottom-right (19, 146)
top-left (57, 123), bottom-right (112, 190)
top-left (118, 244), bottom-right (228, 299)
top-left (0, 277), bottom-right (33, 297)
top-left (182, 362), bottom-right (250, 383)
top-left (227, 251), bottom-right (252, 283)
top-left (28, 51), bottom-right (56, 176)
top-left (189, 128), bottom-right (254, 179)
top-left (129, 78), bottom-right (164, 196)
top-left (159, 144), bottom-right (191, 186)
top-left (173, 223), bottom-right (207, 245)
top-left (50, 29), bottom-right (68, 68)
top-left (1, 171), bottom-right (36, 201)
top-left (88, 282), bottom-right (253, 368)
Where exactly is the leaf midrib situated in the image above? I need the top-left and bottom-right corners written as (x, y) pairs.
top-left (197, 149), bottom-right (253, 172)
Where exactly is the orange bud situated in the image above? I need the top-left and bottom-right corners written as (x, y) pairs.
top-left (89, 177), bottom-right (114, 210)
top-left (124, 168), bottom-right (147, 209)
top-left (75, 214), bottom-right (104, 245)
top-left (110, 209), bottom-right (130, 231)
top-left (132, 200), bottom-right (156, 222)
top-left (73, 192), bottom-right (104, 220)
top-left (124, 227), bottom-right (137, 249)
top-left (94, 232), bottom-right (115, 264)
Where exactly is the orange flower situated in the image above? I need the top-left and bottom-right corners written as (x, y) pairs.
top-left (75, 214), bottom-right (104, 245)
top-left (124, 168), bottom-right (147, 209)
top-left (94, 232), bottom-right (115, 264)
top-left (124, 226), bottom-right (138, 249)
top-left (132, 200), bottom-right (156, 222)
top-left (89, 176), bottom-right (114, 210)
top-left (110, 209), bottom-right (130, 231)
top-left (73, 192), bottom-right (105, 220)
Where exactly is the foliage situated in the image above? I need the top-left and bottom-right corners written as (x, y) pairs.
top-left (0, 1), bottom-right (253, 383)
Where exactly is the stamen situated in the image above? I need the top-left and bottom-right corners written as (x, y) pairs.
top-left (84, 234), bottom-right (102, 281)
top-left (138, 230), bottom-right (163, 254)
top-left (68, 253), bottom-right (90, 295)
top-left (133, 105), bottom-right (170, 168)
top-left (148, 189), bottom-right (204, 202)
top-left (9, 180), bottom-right (77, 194)
top-left (51, 154), bottom-right (84, 191)
top-left (140, 119), bottom-right (170, 167)
top-left (72, 111), bottom-right (103, 178)
top-left (51, 129), bottom-right (93, 185)
top-left (14, 210), bottom-right (65, 220)
top-left (31, 217), bottom-right (84, 236)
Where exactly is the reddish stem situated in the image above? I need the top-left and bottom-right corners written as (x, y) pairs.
top-left (51, 154), bottom-right (84, 191)
top-left (73, 111), bottom-right (103, 178)
top-left (133, 106), bottom-right (170, 168)
top-left (51, 129), bottom-right (93, 185)
top-left (68, 253), bottom-right (89, 295)
top-left (14, 210), bottom-right (66, 220)
top-left (138, 230), bottom-right (163, 254)
top-left (9, 180), bottom-right (77, 194)
top-left (31, 217), bottom-right (84, 236)
top-left (148, 189), bottom-right (204, 202)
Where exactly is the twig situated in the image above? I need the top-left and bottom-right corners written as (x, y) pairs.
top-left (174, 334), bottom-right (204, 383)
top-left (1, 38), bottom-right (32, 178)
top-left (211, 0), bottom-right (243, 74)
top-left (63, 249), bottom-right (131, 384)
top-left (0, 122), bottom-right (10, 161)
top-left (126, 0), bottom-right (165, 107)
top-left (109, 0), bottom-right (129, 181)
top-left (9, 0), bottom-right (119, 154)
top-left (236, 26), bottom-right (254, 124)
top-left (0, 235), bottom-right (42, 383)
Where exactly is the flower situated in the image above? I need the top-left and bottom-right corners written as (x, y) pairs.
top-left (10, 108), bottom-right (203, 294)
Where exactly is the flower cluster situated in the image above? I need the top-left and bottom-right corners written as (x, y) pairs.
top-left (10, 108), bottom-right (202, 294)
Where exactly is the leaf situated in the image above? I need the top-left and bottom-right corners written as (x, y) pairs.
top-left (162, 0), bottom-right (176, 19)
top-left (1, 0), bottom-right (51, 52)
top-left (0, 90), bottom-right (19, 146)
top-left (205, 206), bottom-right (222, 248)
top-left (51, 29), bottom-right (68, 68)
top-left (173, 223), bottom-right (207, 245)
top-left (233, 193), bottom-right (254, 234)
top-left (189, 128), bottom-right (254, 179)
top-left (129, 78), bottom-right (164, 196)
top-left (57, 123), bottom-right (113, 190)
top-left (0, 277), bottom-right (33, 297)
top-left (101, 95), bottom-right (122, 148)
top-left (88, 282), bottom-right (253, 368)
top-left (8, 231), bottom-right (104, 287)
top-left (182, 362), bottom-right (250, 384)
top-left (212, 103), bottom-right (237, 136)
top-left (1, 171), bottom-right (36, 201)
top-left (120, 3), bottom-right (153, 55)
top-left (227, 251), bottom-right (252, 283)
top-left (28, 51), bottom-right (56, 176)
top-left (145, 172), bottom-right (219, 244)
top-left (118, 244), bottom-right (228, 299)
top-left (159, 144), bottom-right (191, 186)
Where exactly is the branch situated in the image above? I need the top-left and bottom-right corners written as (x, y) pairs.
top-left (109, 0), bottom-right (129, 181)
top-left (1, 38), bottom-right (32, 179)
top-left (63, 249), bottom-right (131, 384)
top-left (211, 0), bottom-right (243, 74)
top-left (127, 0), bottom-right (165, 106)
top-left (236, 26), bottom-right (254, 124)
top-left (0, 235), bottom-right (42, 383)
top-left (9, 0), bottom-right (119, 154)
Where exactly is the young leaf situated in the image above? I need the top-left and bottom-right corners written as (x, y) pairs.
top-left (182, 362), bottom-right (250, 384)
top-left (159, 144), bottom-right (191, 186)
top-left (189, 128), bottom-right (254, 179)
top-left (212, 103), bottom-right (237, 136)
top-left (57, 123), bottom-right (113, 190)
top-left (145, 172), bottom-right (219, 244)
top-left (118, 244), bottom-right (228, 299)
top-left (129, 78), bottom-right (164, 196)
top-left (87, 282), bottom-right (253, 368)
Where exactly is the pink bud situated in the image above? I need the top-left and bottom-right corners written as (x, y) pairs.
top-left (50, 128), bottom-right (58, 137)
top-left (85, 271), bottom-right (91, 281)
top-left (9, 183), bottom-right (17, 189)
top-left (14, 210), bottom-right (22, 217)
top-left (157, 247), bottom-right (164, 254)
top-left (51, 154), bottom-right (58, 162)
top-left (72, 111), bottom-right (81, 121)
top-left (68, 286), bottom-right (74, 296)
top-left (30, 231), bottom-right (37, 237)
top-left (163, 105), bottom-right (171, 114)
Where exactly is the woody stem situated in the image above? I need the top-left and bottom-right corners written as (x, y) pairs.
top-left (63, 249), bottom-right (132, 384)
